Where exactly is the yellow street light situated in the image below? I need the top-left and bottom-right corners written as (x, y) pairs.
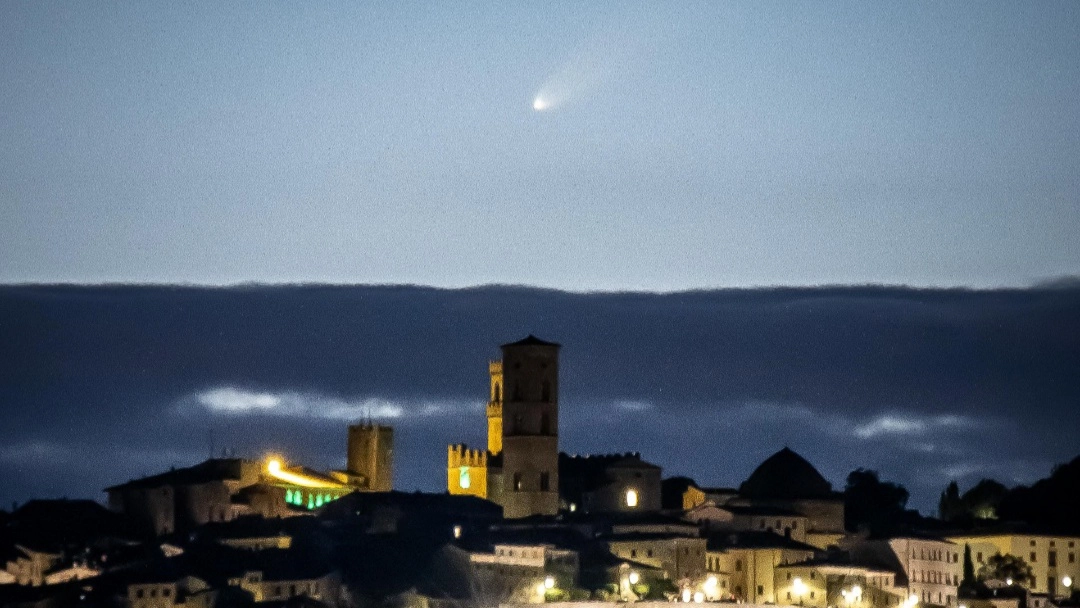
top-left (793, 577), bottom-right (807, 606)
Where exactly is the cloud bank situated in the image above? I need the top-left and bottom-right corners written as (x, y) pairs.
top-left (1, 283), bottom-right (1077, 513)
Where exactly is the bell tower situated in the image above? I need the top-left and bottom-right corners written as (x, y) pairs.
top-left (487, 361), bottom-right (503, 454)
top-left (498, 335), bottom-right (560, 518)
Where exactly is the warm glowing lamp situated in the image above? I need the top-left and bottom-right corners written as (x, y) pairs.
top-left (545, 576), bottom-right (555, 589)
top-left (682, 589), bottom-right (692, 603)
top-left (629, 572), bottom-right (640, 585)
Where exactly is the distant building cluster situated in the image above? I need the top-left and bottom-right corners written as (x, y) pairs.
top-left (2, 336), bottom-right (1078, 608)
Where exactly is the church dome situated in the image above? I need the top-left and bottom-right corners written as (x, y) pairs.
top-left (738, 447), bottom-right (834, 500)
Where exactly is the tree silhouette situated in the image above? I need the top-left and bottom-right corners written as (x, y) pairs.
top-left (962, 545), bottom-right (975, 586)
top-left (977, 553), bottom-right (1034, 587)
top-left (844, 469), bottom-right (909, 534)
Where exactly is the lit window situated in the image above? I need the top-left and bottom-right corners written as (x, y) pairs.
top-left (459, 467), bottom-right (471, 489)
top-left (626, 489), bottom-right (638, 507)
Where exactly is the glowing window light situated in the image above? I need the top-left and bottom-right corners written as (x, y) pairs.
top-left (285, 489), bottom-right (293, 503)
top-left (626, 489), bottom-right (638, 507)
top-left (315, 495), bottom-right (324, 507)
top-left (308, 495), bottom-right (314, 509)
top-left (459, 467), bottom-right (471, 489)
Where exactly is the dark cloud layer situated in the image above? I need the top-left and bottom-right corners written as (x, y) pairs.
top-left (1, 284), bottom-right (1078, 513)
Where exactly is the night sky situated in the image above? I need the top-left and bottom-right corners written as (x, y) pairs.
top-left (2, 2), bottom-right (1079, 288)
top-left (1, 4), bottom-right (1078, 516)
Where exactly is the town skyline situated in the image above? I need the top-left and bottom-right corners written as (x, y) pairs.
top-left (3, 283), bottom-right (1077, 516)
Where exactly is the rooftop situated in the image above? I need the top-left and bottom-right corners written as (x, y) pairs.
top-left (501, 334), bottom-right (561, 348)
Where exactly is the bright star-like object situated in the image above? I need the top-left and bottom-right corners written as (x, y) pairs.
top-left (532, 96), bottom-right (548, 111)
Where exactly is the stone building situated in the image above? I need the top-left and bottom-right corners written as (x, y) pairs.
top-left (107, 421), bottom-right (395, 535)
top-left (945, 530), bottom-right (1080, 599)
top-left (559, 453), bottom-right (662, 514)
top-left (347, 423), bottom-right (394, 492)
top-left (684, 447), bottom-right (846, 550)
top-left (448, 335), bottom-right (562, 519)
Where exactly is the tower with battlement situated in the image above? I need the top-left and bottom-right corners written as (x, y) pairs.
top-left (447, 335), bottom-right (560, 518)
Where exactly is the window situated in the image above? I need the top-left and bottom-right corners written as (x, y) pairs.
top-left (811, 592), bottom-right (815, 599)
top-left (977, 552), bottom-right (983, 562)
top-left (758, 586), bottom-right (764, 596)
top-left (163, 589), bottom-right (171, 598)
top-left (631, 549), bottom-right (637, 558)
top-left (735, 560), bottom-right (742, 572)
top-left (540, 472), bottom-right (550, 491)
top-left (626, 489), bottom-right (638, 507)
top-left (1031, 552), bottom-right (1037, 562)
top-left (1031, 540), bottom-right (1037, 547)
top-left (494, 383), bottom-right (500, 402)
top-left (1069, 553), bottom-right (1075, 563)
top-left (647, 549), bottom-right (654, 557)
top-left (136, 590), bottom-right (144, 599)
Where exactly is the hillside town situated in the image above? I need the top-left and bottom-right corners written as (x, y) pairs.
top-left (2, 337), bottom-right (1078, 608)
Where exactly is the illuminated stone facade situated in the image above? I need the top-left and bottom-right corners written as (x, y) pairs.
top-left (447, 335), bottom-right (561, 519)
top-left (945, 532), bottom-right (1080, 598)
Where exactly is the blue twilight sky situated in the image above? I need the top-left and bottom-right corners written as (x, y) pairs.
top-left (2, 2), bottom-right (1079, 289)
